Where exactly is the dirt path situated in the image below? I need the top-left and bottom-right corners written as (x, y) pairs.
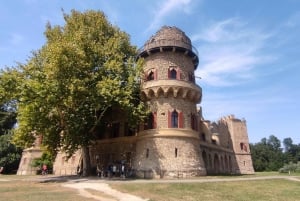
top-left (63, 181), bottom-right (149, 201)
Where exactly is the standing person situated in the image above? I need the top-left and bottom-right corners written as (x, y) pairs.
top-left (112, 164), bottom-right (116, 177)
top-left (121, 164), bottom-right (125, 178)
top-left (96, 164), bottom-right (101, 177)
top-left (42, 164), bottom-right (47, 175)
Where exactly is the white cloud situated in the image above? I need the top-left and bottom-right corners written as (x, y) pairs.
top-left (146, 0), bottom-right (193, 32)
top-left (192, 18), bottom-right (275, 87)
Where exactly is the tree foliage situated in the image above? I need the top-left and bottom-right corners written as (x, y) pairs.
top-left (250, 135), bottom-right (284, 171)
top-left (0, 104), bottom-right (21, 174)
top-left (0, 10), bottom-right (146, 176)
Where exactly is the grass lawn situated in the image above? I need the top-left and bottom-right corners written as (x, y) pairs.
top-left (0, 179), bottom-right (97, 201)
top-left (0, 173), bottom-right (300, 201)
top-left (111, 179), bottom-right (300, 201)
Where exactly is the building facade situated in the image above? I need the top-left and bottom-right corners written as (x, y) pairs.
top-left (19, 26), bottom-right (254, 177)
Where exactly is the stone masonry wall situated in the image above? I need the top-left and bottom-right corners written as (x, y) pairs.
top-left (147, 97), bottom-right (197, 129)
top-left (144, 52), bottom-right (195, 81)
top-left (134, 136), bottom-right (206, 178)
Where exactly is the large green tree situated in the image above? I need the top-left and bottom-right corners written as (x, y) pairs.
top-left (250, 135), bottom-right (284, 171)
top-left (0, 10), bottom-right (146, 176)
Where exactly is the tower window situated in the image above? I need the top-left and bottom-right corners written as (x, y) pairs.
top-left (171, 110), bottom-right (178, 128)
top-left (240, 142), bottom-right (248, 152)
top-left (144, 112), bottom-right (157, 130)
top-left (170, 69), bottom-right (177, 79)
top-left (146, 149), bottom-right (149, 158)
top-left (147, 71), bottom-right (154, 81)
top-left (175, 148), bottom-right (178, 158)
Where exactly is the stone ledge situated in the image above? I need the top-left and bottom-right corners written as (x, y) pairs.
top-left (137, 128), bottom-right (200, 140)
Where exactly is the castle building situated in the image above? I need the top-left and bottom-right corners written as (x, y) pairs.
top-left (18, 26), bottom-right (254, 177)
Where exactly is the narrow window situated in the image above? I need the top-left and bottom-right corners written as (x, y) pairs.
top-left (171, 110), bottom-right (178, 128)
top-left (240, 142), bottom-right (244, 151)
top-left (201, 133), bottom-right (206, 141)
top-left (170, 69), bottom-right (177, 79)
top-left (147, 71), bottom-right (154, 81)
top-left (175, 148), bottom-right (178, 158)
top-left (146, 149), bottom-right (149, 158)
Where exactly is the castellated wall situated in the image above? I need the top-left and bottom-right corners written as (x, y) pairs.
top-left (134, 134), bottom-right (206, 178)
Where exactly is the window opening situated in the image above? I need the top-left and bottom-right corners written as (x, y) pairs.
top-left (171, 110), bottom-right (178, 128)
top-left (147, 71), bottom-right (154, 81)
top-left (170, 69), bottom-right (177, 79)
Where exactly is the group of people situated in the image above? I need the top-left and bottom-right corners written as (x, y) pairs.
top-left (96, 163), bottom-right (129, 178)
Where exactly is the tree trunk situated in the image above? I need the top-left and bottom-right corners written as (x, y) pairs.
top-left (82, 145), bottom-right (91, 176)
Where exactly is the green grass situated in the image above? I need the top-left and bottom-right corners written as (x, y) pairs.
top-left (1, 173), bottom-right (300, 201)
top-left (112, 179), bottom-right (300, 201)
top-left (0, 180), bottom-right (97, 201)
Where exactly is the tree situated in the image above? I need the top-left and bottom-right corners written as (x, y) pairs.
top-left (0, 104), bottom-right (22, 174)
top-left (283, 137), bottom-right (300, 163)
top-left (250, 135), bottom-right (284, 171)
top-left (0, 10), bottom-right (146, 176)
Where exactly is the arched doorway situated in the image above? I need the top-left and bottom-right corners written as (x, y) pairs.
top-left (214, 154), bottom-right (220, 174)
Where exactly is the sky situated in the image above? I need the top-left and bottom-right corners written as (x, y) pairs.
top-left (1, 0), bottom-right (300, 145)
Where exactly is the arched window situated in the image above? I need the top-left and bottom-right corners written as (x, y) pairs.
top-left (170, 69), bottom-right (177, 79)
top-left (144, 112), bottom-right (157, 130)
top-left (147, 71), bottom-right (154, 81)
top-left (171, 110), bottom-right (178, 128)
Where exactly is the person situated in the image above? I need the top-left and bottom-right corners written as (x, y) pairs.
top-left (77, 165), bottom-right (82, 176)
top-left (42, 164), bottom-right (47, 175)
top-left (121, 164), bottom-right (125, 178)
top-left (0, 166), bottom-right (3, 174)
top-left (96, 164), bottom-right (101, 177)
top-left (112, 164), bottom-right (117, 177)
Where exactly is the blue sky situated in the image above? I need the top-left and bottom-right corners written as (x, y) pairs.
top-left (1, 0), bottom-right (300, 144)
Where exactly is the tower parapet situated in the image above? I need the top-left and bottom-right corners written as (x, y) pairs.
top-left (138, 26), bottom-right (199, 69)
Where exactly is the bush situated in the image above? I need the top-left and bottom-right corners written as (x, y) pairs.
top-left (279, 162), bottom-right (300, 173)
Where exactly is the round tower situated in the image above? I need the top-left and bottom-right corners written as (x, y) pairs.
top-left (134, 26), bottom-right (206, 178)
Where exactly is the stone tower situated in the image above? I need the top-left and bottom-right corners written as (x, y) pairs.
top-left (134, 26), bottom-right (206, 178)
top-left (224, 115), bottom-right (255, 174)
